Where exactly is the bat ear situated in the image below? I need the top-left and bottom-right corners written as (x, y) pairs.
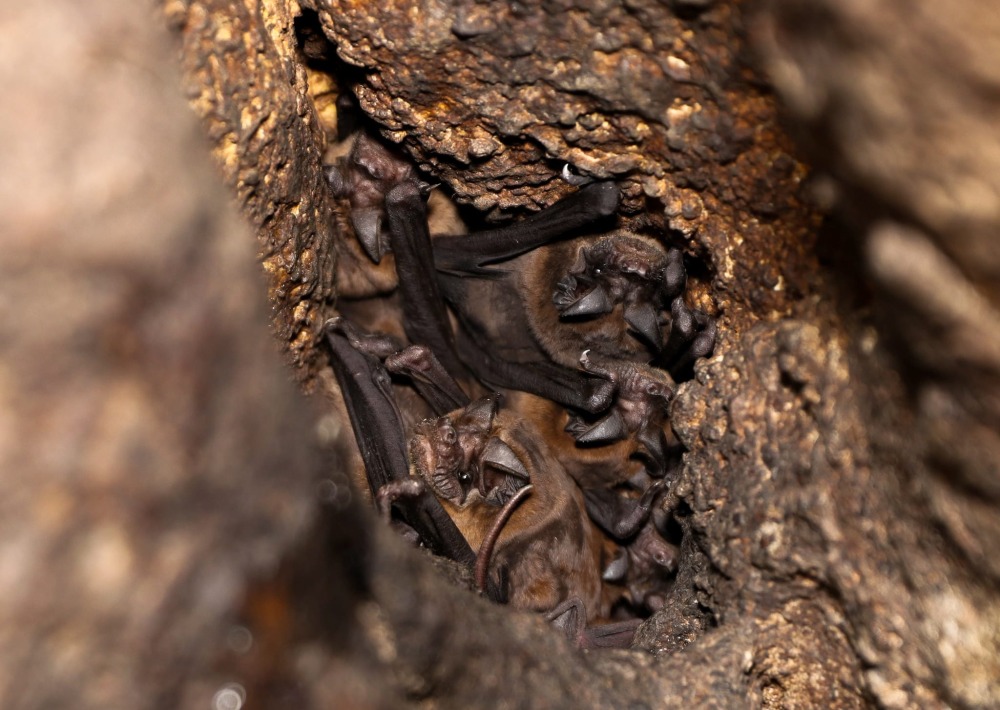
top-left (351, 133), bottom-right (385, 179)
top-left (663, 248), bottom-right (687, 298)
top-left (602, 549), bottom-right (629, 583)
top-left (350, 209), bottom-right (385, 263)
top-left (463, 394), bottom-right (500, 430)
top-left (484, 564), bottom-right (510, 604)
top-left (636, 427), bottom-right (668, 474)
top-left (324, 164), bottom-right (347, 196)
top-left (544, 599), bottom-right (587, 648)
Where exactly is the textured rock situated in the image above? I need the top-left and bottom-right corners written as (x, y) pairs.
top-left (5, 0), bottom-right (999, 707)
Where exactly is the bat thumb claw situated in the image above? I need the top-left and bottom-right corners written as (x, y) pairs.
top-left (575, 409), bottom-right (627, 445)
top-left (561, 163), bottom-right (591, 186)
top-left (351, 209), bottom-right (385, 263)
top-left (560, 285), bottom-right (613, 319)
top-left (624, 302), bottom-right (663, 351)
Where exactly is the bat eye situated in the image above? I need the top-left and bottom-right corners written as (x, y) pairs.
top-left (458, 471), bottom-right (472, 484)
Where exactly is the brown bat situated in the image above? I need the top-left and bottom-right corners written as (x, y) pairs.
top-left (329, 131), bottom-right (715, 411)
top-left (325, 135), bottom-right (714, 636)
top-left (326, 326), bottom-right (644, 644)
top-left (408, 394), bottom-right (608, 621)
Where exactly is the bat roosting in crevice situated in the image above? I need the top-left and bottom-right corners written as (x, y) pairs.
top-left (327, 321), bottom-right (642, 646)
top-left (323, 128), bottom-right (720, 646)
top-left (328, 133), bottom-right (716, 415)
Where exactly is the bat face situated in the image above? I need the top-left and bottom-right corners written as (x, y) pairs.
top-left (410, 395), bottom-right (531, 512)
top-left (624, 526), bottom-right (678, 613)
top-left (409, 395), bottom-right (607, 619)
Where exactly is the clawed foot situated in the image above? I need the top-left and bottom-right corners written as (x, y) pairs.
top-left (375, 478), bottom-right (426, 520)
top-left (553, 238), bottom-right (684, 353)
top-left (552, 238), bottom-right (717, 373)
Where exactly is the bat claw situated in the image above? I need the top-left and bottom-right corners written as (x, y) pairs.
top-left (624, 302), bottom-right (663, 351)
top-left (575, 408), bottom-right (627, 445)
top-left (560, 163), bottom-right (591, 186)
top-left (560, 285), bottom-right (614, 318)
top-left (480, 437), bottom-right (530, 481)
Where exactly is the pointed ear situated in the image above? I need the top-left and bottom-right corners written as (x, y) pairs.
top-left (574, 408), bottom-right (627, 445)
top-left (324, 164), bottom-right (347, 196)
top-left (663, 248), bottom-right (687, 298)
top-left (463, 394), bottom-right (500, 430)
top-left (602, 550), bottom-right (629, 583)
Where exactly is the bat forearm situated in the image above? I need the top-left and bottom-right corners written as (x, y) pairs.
top-left (432, 181), bottom-right (620, 275)
top-left (384, 182), bottom-right (466, 377)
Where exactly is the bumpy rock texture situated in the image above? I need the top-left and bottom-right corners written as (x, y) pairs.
top-left (3, 0), bottom-right (999, 708)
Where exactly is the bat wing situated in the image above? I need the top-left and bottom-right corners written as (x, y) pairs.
top-left (384, 182), bottom-right (466, 378)
top-left (326, 319), bottom-right (475, 565)
top-left (432, 181), bottom-right (619, 276)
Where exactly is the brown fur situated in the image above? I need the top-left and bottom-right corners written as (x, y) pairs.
top-left (507, 392), bottom-right (644, 490)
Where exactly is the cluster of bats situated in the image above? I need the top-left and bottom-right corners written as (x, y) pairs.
top-left (325, 129), bottom-right (717, 649)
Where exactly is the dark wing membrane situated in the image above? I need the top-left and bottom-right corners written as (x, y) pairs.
top-left (326, 320), bottom-right (475, 565)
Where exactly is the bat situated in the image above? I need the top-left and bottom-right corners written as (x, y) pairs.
top-left (328, 133), bottom-right (622, 413)
top-left (329, 326), bottom-right (645, 647)
top-left (329, 132), bottom-right (717, 413)
top-left (324, 130), bottom-right (721, 646)
top-left (326, 132), bottom-right (423, 265)
top-left (325, 317), bottom-right (475, 567)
